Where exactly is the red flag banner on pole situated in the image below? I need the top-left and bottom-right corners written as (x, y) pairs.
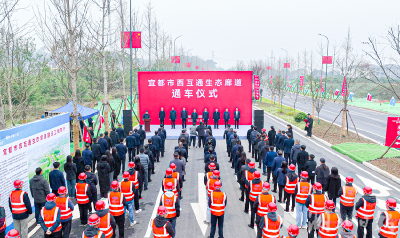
top-left (121, 31), bottom-right (141, 48)
top-left (188, 62), bottom-right (191, 67)
top-left (270, 75), bottom-right (273, 84)
top-left (99, 115), bottom-right (104, 130)
top-left (83, 127), bottom-right (91, 143)
top-left (334, 89), bottom-right (339, 96)
top-left (367, 93), bottom-right (372, 101)
top-left (121, 32), bottom-right (130, 48)
top-left (283, 63), bottom-right (290, 68)
top-left (341, 77), bottom-right (347, 97)
top-left (195, 66), bottom-right (199, 69)
top-left (171, 56), bottom-right (175, 63)
top-left (175, 56), bottom-right (180, 63)
top-left (300, 76), bottom-right (304, 90)
top-left (266, 66), bottom-right (271, 70)
top-left (322, 56), bottom-right (333, 64)
top-left (131, 31), bottom-right (141, 48)
top-left (320, 76), bottom-right (325, 93)
top-left (254, 75), bottom-right (260, 100)
top-left (184, 63), bottom-right (187, 67)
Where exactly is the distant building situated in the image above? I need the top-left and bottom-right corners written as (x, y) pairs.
top-left (48, 62), bottom-right (58, 70)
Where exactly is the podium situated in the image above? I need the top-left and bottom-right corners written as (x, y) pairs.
top-left (144, 119), bottom-right (151, 132)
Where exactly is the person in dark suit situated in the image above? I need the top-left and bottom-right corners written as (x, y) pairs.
top-left (159, 107), bottom-right (165, 126)
top-left (275, 130), bottom-right (282, 152)
top-left (203, 108), bottom-right (209, 127)
top-left (170, 107), bottom-right (177, 129)
top-left (88, 117), bottom-right (94, 128)
top-left (191, 109), bottom-right (198, 125)
top-left (157, 128), bottom-right (165, 157)
top-left (138, 125), bottom-right (146, 148)
top-left (233, 107), bottom-right (241, 129)
top-left (277, 131), bottom-right (287, 153)
top-left (126, 131), bottom-right (136, 162)
top-left (213, 109), bottom-right (220, 129)
top-left (151, 131), bottom-right (162, 162)
top-left (104, 131), bottom-right (112, 149)
top-left (305, 114), bottom-right (313, 137)
top-left (115, 139), bottom-right (127, 172)
top-left (90, 138), bottom-right (102, 173)
top-left (143, 110), bottom-right (150, 120)
top-left (181, 107), bottom-right (188, 128)
top-left (116, 124), bottom-right (125, 140)
top-left (267, 126), bottom-right (276, 146)
top-left (133, 129), bottom-right (141, 155)
top-left (170, 152), bottom-right (185, 178)
top-left (223, 108), bottom-right (230, 128)
top-left (283, 133), bottom-right (294, 164)
top-left (98, 134), bottom-right (108, 155)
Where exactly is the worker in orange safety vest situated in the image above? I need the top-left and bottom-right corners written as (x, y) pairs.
top-left (151, 206), bottom-right (175, 238)
top-left (55, 186), bottom-right (74, 238)
top-left (253, 182), bottom-right (276, 236)
top-left (128, 162), bottom-right (141, 213)
top-left (239, 160), bottom-right (256, 202)
top-left (9, 179), bottom-right (32, 238)
top-left (82, 214), bottom-right (105, 238)
top-left (108, 181), bottom-right (126, 238)
top-left (208, 181), bottom-right (227, 238)
top-left (169, 163), bottom-right (183, 199)
top-left (95, 200), bottom-right (116, 238)
top-left (338, 176), bottom-right (357, 221)
top-left (204, 170), bottom-right (221, 225)
top-left (337, 220), bottom-right (356, 238)
top-left (284, 164), bottom-right (299, 213)
top-left (294, 171), bottom-right (311, 229)
top-left (257, 202), bottom-right (283, 238)
top-left (355, 186), bottom-right (376, 238)
top-left (38, 193), bottom-right (62, 238)
top-left (160, 182), bottom-right (180, 238)
top-left (120, 172), bottom-right (137, 227)
top-left (378, 198), bottom-right (399, 238)
top-left (75, 173), bottom-right (92, 226)
top-left (317, 200), bottom-right (341, 238)
top-left (305, 182), bottom-right (327, 238)
top-left (245, 171), bottom-right (263, 227)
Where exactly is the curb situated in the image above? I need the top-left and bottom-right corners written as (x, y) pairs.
top-left (362, 161), bottom-right (400, 185)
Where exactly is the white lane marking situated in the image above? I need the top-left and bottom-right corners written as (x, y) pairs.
top-left (144, 188), bottom-right (163, 237)
top-left (28, 225), bottom-right (41, 238)
top-left (190, 173), bottom-right (208, 236)
top-left (259, 110), bottom-right (399, 191)
top-left (235, 175), bottom-right (257, 234)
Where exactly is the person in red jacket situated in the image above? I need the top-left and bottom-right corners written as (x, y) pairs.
top-left (355, 186), bottom-right (376, 238)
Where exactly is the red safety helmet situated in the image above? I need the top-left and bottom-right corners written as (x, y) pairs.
top-left (157, 206), bottom-right (168, 216)
top-left (214, 181), bottom-right (221, 189)
top-left (288, 164), bottom-right (296, 171)
top-left (58, 186), bottom-right (67, 195)
top-left (128, 162), bottom-right (135, 168)
top-left (362, 186), bottom-right (372, 195)
top-left (212, 170), bottom-right (220, 178)
top-left (287, 224), bottom-right (300, 236)
top-left (263, 182), bottom-right (271, 190)
top-left (325, 200), bottom-right (335, 210)
top-left (122, 171), bottom-right (130, 179)
top-left (95, 200), bottom-right (106, 211)
top-left (111, 181), bottom-right (119, 190)
top-left (165, 182), bottom-right (174, 191)
top-left (13, 180), bottom-right (23, 188)
top-left (300, 171), bottom-right (308, 179)
top-left (88, 214), bottom-right (100, 226)
top-left (345, 176), bottom-right (353, 183)
top-left (208, 163), bottom-right (216, 170)
top-left (254, 171), bottom-right (261, 179)
top-left (6, 229), bottom-right (20, 238)
top-left (341, 220), bottom-right (354, 232)
top-left (262, 128), bottom-right (267, 132)
top-left (78, 172), bottom-right (87, 181)
top-left (313, 182), bottom-right (323, 191)
top-left (165, 168), bottom-right (173, 176)
top-left (386, 198), bottom-right (397, 209)
top-left (46, 193), bottom-right (57, 202)
top-left (267, 202), bottom-right (277, 212)
top-left (248, 162), bottom-right (256, 168)
top-left (170, 163), bottom-right (176, 170)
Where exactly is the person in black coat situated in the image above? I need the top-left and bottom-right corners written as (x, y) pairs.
top-left (191, 109), bottom-right (198, 125)
top-left (277, 131), bottom-right (287, 153)
top-left (104, 131), bottom-right (112, 149)
top-left (88, 117), bottom-right (94, 128)
top-left (138, 125), bottom-right (146, 147)
top-left (233, 107), bottom-right (240, 129)
top-left (115, 139), bottom-right (127, 172)
top-left (275, 130), bottom-right (282, 151)
top-left (126, 131), bottom-right (136, 162)
top-left (112, 147), bottom-right (121, 180)
top-left (159, 107), bottom-right (166, 126)
top-left (324, 167), bottom-right (341, 206)
top-left (73, 150), bottom-right (85, 181)
top-left (97, 155), bottom-right (111, 198)
top-left (91, 138), bottom-right (102, 173)
top-left (203, 108), bottom-right (210, 127)
top-left (283, 133), bottom-right (294, 163)
top-left (181, 107), bottom-right (188, 128)
top-left (116, 124), bottom-right (125, 139)
top-left (305, 114), bottom-right (313, 137)
top-left (148, 140), bottom-right (157, 174)
top-left (223, 108), bottom-right (230, 128)
top-left (268, 126), bottom-right (276, 146)
top-left (143, 110), bottom-right (150, 120)
top-left (304, 154), bottom-right (317, 185)
top-left (286, 124), bottom-right (293, 139)
top-left (170, 107), bottom-right (177, 129)
top-left (98, 134), bottom-right (108, 155)
top-left (247, 125), bottom-right (254, 152)
top-left (213, 109), bottom-right (220, 129)
top-left (296, 145), bottom-right (308, 174)
top-left (151, 131), bottom-right (162, 162)
top-left (110, 128), bottom-right (119, 147)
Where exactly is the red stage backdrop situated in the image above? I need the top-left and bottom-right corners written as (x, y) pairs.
top-left (138, 71), bottom-right (253, 125)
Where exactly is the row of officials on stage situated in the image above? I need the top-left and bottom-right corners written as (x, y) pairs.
top-left (143, 107), bottom-right (242, 129)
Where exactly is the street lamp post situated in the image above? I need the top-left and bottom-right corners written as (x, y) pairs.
top-left (129, 0), bottom-right (133, 110)
top-left (319, 33), bottom-right (329, 94)
top-left (174, 35), bottom-right (183, 70)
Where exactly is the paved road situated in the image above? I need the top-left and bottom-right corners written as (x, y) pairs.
top-left (30, 110), bottom-right (400, 237)
top-left (262, 88), bottom-right (399, 144)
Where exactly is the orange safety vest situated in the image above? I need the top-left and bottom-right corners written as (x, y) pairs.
top-left (120, 180), bottom-right (135, 202)
top-left (98, 213), bottom-right (113, 238)
top-left (379, 210), bottom-right (400, 238)
top-left (172, 172), bottom-right (180, 183)
top-left (163, 177), bottom-right (178, 195)
top-left (308, 194), bottom-right (328, 214)
top-left (340, 186), bottom-right (357, 207)
top-left (55, 197), bottom-right (72, 220)
top-left (245, 170), bottom-right (255, 182)
top-left (295, 182), bottom-right (311, 204)
top-left (108, 192), bottom-right (124, 217)
top-left (9, 190), bottom-right (28, 214)
top-left (318, 212), bottom-right (340, 238)
top-left (129, 170), bottom-right (139, 189)
top-left (257, 193), bottom-right (276, 217)
top-left (40, 206), bottom-right (62, 233)
top-left (206, 178), bottom-right (220, 197)
top-left (249, 181), bottom-right (263, 202)
top-left (75, 183), bottom-right (90, 204)
top-left (210, 191), bottom-right (226, 216)
top-left (152, 219), bottom-right (171, 238)
top-left (82, 230), bottom-right (104, 238)
top-left (161, 192), bottom-right (178, 219)
top-left (356, 198), bottom-right (376, 220)
top-left (262, 215), bottom-right (283, 238)
top-left (206, 172), bottom-right (213, 182)
top-left (284, 176), bottom-right (298, 194)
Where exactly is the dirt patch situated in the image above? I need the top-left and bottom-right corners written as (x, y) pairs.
top-left (369, 158), bottom-right (400, 179)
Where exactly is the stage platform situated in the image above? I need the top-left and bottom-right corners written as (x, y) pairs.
top-left (145, 125), bottom-right (252, 140)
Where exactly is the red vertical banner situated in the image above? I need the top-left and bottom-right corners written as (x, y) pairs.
top-left (188, 62), bottom-right (191, 67)
top-left (171, 56), bottom-right (175, 63)
top-left (322, 56), bottom-right (333, 64)
top-left (270, 75), bottom-right (273, 85)
top-left (121, 32), bottom-right (130, 48)
top-left (320, 76), bottom-right (325, 93)
top-left (385, 117), bottom-right (400, 148)
top-left (266, 66), bottom-right (271, 70)
top-left (184, 63), bottom-right (188, 67)
top-left (131, 31), bottom-right (141, 48)
top-left (283, 63), bottom-right (290, 68)
top-left (300, 76), bottom-right (304, 90)
top-left (195, 66), bottom-right (199, 69)
top-left (334, 89), bottom-right (339, 96)
top-left (254, 75), bottom-right (260, 100)
top-left (121, 31), bottom-right (141, 48)
top-left (83, 127), bottom-right (91, 143)
top-left (341, 77), bottom-right (347, 97)
top-left (367, 93), bottom-right (372, 101)
top-left (175, 56), bottom-right (180, 63)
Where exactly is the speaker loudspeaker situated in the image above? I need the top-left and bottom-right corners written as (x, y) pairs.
top-left (123, 110), bottom-right (133, 136)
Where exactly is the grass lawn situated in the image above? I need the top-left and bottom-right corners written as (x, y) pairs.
top-left (332, 143), bottom-right (400, 163)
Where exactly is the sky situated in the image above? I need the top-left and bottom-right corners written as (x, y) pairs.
top-left (13, 0), bottom-right (400, 69)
